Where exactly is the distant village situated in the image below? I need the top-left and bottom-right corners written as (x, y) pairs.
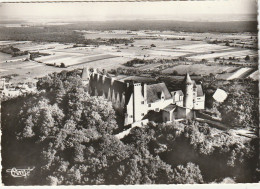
top-left (0, 78), bottom-right (37, 98)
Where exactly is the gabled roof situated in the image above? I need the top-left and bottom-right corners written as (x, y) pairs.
top-left (193, 81), bottom-right (197, 88)
top-left (163, 104), bottom-right (177, 112)
top-left (171, 90), bottom-right (184, 96)
top-left (147, 83), bottom-right (172, 103)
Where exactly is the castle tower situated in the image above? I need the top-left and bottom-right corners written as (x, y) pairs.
top-left (133, 83), bottom-right (148, 122)
top-left (183, 73), bottom-right (193, 109)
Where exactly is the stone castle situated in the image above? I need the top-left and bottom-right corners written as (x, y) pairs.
top-left (81, 67), bottom-right (205, 126)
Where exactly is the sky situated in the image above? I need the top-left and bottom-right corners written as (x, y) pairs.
top-left (0, 0), bottom-right (257, 22)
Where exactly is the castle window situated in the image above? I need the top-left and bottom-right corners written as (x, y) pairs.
top-left (148, 104), bottom-right (151, 107)
top-left (141, 101), bottom-right (144, 104)
top-left (141, 113), bottom-right (144, 116)
top-left (130, 115), bottom-right (133, 118)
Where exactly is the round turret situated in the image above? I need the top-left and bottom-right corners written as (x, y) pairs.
top-left (183, 73), bottom-right (193, 109)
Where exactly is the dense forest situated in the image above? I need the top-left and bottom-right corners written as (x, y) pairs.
top-left (0, 20), bottom-right (257, 45)
top-left (1, 69), bottom-right (259, 185)
top-left (0, 26), bottom-right (133, 45)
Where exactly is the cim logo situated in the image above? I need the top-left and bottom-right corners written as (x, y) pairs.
top-left (6, 167), bottom-right (35, 178)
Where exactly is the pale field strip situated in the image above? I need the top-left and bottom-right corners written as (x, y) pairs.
top-left (139, 63), bottom-right (162, 71)
top-left (71, 56), bottom-right (130, 71)
top-left (84, 33), bottom-right (131, 39)
top-left (35, 54), bottom-right (79, 62)
top-left (43, 56), bottom-right (81, 65)
top-left (133, 39), bottom-right (197, 47)
top-left (15, 43), bottom-right (70, 52)
top-left (0, 52), bottom-right (12, 62)
top-left (238, 68), bottom-right (255, 78)
top-left (0, 62), bottom-right (39, 70)
top-left (188, 49), bottom-right (255, 60)
top-left (178, 43), bottom-right (226, 50)
top-left (20, 64), bottom-right (44, 69)
top-left (247, 70), bottom-right (259, 80)
top-left (36, 51), bottom-right (116, 64)
top-left (161, 64), bottom-right (233, 75)
top-left (175, 47), bottom-right (234, 53)
top-left (225, 67), bottom-right (240, 73)
top-left (47, 47), bottom-right (103, 55)
top-left (40, 54), bottom-right (118, 66)
top-left (146, 50), bottom-right (187, 57)
top-left (0, 54), bottom-right (28, 63)
top-left (154, 48), bottom-right (195, 53)
top-left (0, 41), bottom-right (30, 46)
top-left (226, 67), bottom-right (252, 80)
top-left (159, 34), bottom-right (189, 38)
top-left (0, 69), bottom-right (8, 72)
top-left (65, 54), bottom-right (118, 66)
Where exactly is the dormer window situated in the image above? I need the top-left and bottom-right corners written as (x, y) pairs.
top-left (159, 91), bottom-right (165, 100)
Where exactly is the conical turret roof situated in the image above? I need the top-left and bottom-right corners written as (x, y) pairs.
top-left (183, 73), bottom-right (193, 84)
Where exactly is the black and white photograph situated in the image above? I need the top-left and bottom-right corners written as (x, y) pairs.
top-left (0, 0), bottom-right (259, 186)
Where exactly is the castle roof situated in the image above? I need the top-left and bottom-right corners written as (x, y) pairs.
top-left (193, 81), bottom-right (197, 88)
top-left (171, 90), bottom-right (184, 96)
top-left (147, 83), bottom-right (172, 103)
top-left (163, 104), bottom-right (177, 112)
top-left (183, 73), bottom-right (193, 84)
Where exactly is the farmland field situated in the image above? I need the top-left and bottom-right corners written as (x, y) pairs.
top-left (0, 52), bottom-right (12, 62)
top-left (188, 49), bottom-right (256, 60)
top-left (14, 42), bottom-right (72, 52)
top-left (0, 30), bottom-right (258, 84)
top-left (216, 67), bottom-right (256, 80)
top-left (247, 70), bottom-right (259, 80)
top-left (161, 64), bottom-right (235, 76)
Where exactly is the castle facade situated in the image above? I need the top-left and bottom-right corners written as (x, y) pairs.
top-left (81, 67), bottom-right (205, 126)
